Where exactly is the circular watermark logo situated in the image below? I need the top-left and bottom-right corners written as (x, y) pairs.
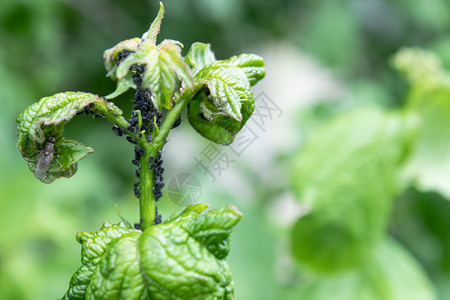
top-left (167, 173), bottom-right (202, 207)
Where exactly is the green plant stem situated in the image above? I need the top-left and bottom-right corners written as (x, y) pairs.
top-left (139, 143), bottom-right (156, 230)
top-left (96, 86), bottom-right (199, 231)
top-left (139, 86), bottom-right (200, 231)
top-left (152, 87), bottom-right (199, 150)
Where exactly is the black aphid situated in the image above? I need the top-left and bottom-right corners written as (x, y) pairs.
top-left (154, 207), bottom-right (162, 224)
top-left (172, 115), bottom-right (182, 128)
top-left (133, 186), bottom-right (140, 198)
top-left (112, 125), bottom-right (122, 136)
top-left (126, 136), bottom-right (137, 144)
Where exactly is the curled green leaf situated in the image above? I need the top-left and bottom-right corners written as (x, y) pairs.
top-left (103, 38), bottom-right (141, 99)
top-left (185, 44), bottom-right (265, 144)
top-left (104, 38), bottom-right (141, 79)
top-left (63, 204), bottom-right (242, 300)
top-left (16, 92), bottom-right (122, 183)
top-left (188, 65), bottom-right (254, 144)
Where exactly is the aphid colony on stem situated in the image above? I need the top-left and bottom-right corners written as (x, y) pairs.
top-left (110, 61), bottom-right (167, 225)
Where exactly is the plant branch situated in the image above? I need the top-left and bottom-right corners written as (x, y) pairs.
top-left (139, 142), bottom-right (156, 230)
top-left (152, 86), bottom-right (200, 150)
top-left (138, 86), bottom-right (199, 231)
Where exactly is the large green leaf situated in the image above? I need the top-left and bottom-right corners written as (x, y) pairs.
top-left (293, 239), bottom-right (436, 300)
top-left (16, 92), bottom-right (122, 183)
top-left (291, 107), bottom-right (415, 272)
top-left (188, 65), bottom-right (254, 145)
top-left (62, 204), bottom-right (242, 300)
top-left (393, 48), bottom-right (450, 199)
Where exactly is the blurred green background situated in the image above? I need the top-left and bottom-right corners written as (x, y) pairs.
top-left (1, 0), bottom-right (450, 299)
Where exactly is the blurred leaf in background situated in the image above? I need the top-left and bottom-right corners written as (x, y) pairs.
top-left (290, 107), bottom-right (414, 272)
top-left (289, 239), bottom-right (435, 300)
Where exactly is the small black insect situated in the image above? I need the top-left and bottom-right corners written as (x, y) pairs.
top-left (34, 136), bottom-right (57, 181)
top-left (126, 136), bottom-right (137, 144)
top-left (172, 116), bottom-right (182, 129)
top-left (93, 113), bottom-right (105, 118)
top-left (154, 207), bottom-right (162, 224)
top-left (112, 125), bottom-right (122, 136)
top-left (133, 185), bottom-right (140, 198)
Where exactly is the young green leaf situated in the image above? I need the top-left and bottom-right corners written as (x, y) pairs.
top-left (116, 39), bottom-right (195, 110)
top-left (142, 2), bottom-right (165, 43)
top-left (186, 43), bottom-right (265, 86)
top-left (214, 53), bottom-right (265, 86)
top-left (103, 38), bottom-right (141, 99)
top-left (62, 204), bottom-right (242, 300)
top-left (16, 92), bottom-right (122, 183)
top-left (185, 42), bottom-right (216, 71)
top-left (104, 38), bottom-right (141, 80)
top-left (188, 65), bottom-right (254, 145)
top-left (290, 107), bottom-right (415, 272)
top-left (393, 48), bottom-right (450, 199)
